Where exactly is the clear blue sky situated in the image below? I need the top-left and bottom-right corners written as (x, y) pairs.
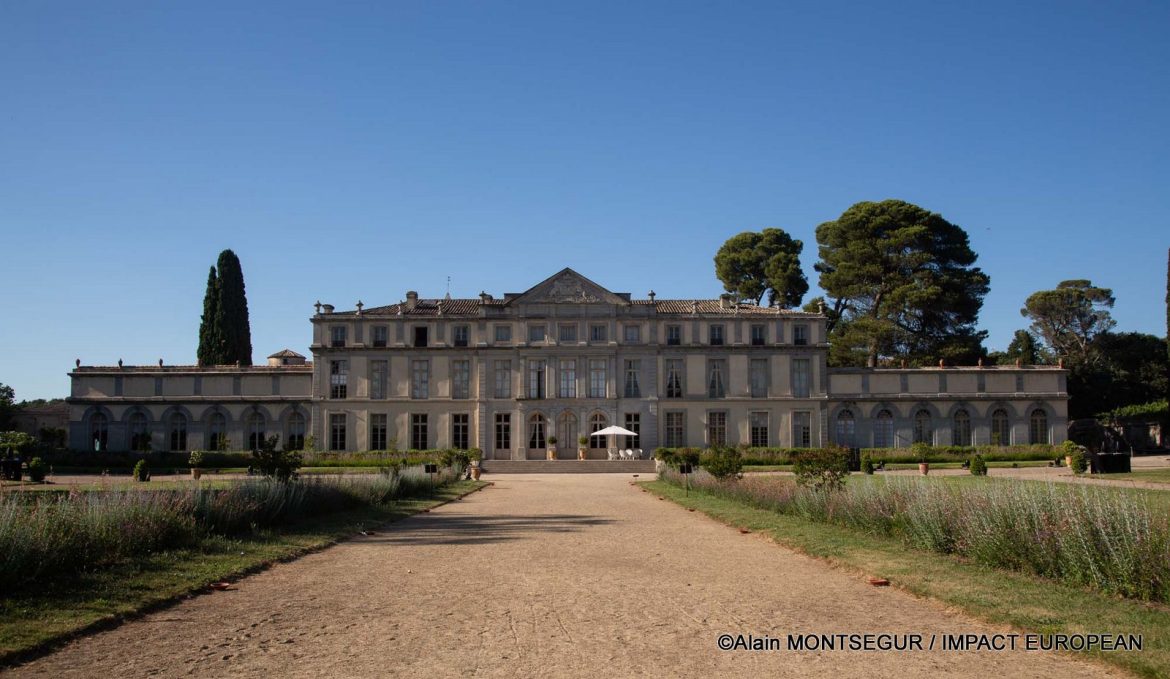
top-left (2, 1), bottom-right (1167, 400)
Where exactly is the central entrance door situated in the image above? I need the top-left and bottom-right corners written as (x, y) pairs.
top-left (556, 411), bottom-right (578, 460)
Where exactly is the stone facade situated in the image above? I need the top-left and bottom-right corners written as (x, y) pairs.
top-left (66, 269), bottom-right (1068, 454)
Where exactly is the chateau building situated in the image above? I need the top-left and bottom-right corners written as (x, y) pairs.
top-left (67, 269), bottom-right (1069, 455)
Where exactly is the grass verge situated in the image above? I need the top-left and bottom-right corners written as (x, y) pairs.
top-left (643, 479), bottom-right (1169, 678)
top-left (0, 479), bottom-right (487, 667)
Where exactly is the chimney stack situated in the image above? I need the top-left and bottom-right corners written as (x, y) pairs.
top-left (405, 291), bottom-right (418, 311)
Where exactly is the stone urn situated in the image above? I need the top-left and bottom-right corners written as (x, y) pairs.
top-left (191, 468), bottom-right (202, 480)
top-left (470, 466), bottom-right (481, 481)
top-left (918, 462), bottom-right (929, 476)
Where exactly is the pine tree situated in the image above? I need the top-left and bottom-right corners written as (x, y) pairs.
top-left (196, 266), bottom-right (222, 365)
top-left (215, 249), bottom-right (253, 366)
top-left (1165, 247), bottom-right (1169, 411)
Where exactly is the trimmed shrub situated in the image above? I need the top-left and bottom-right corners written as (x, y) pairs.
top-left (791, 448), bottom-right (850, 492)
top-left (861, 454), bottom-right (875, 475)
top-left (251, 435), bottom-right (301, 481)
top-left (969, 454), bottom-right (987, 476)
top-left (132, 459), bottom-right (149, 482)
top-left (26, 457), bottom-right (47, 483)
top-left (700, 447), bottom-right (743, 480)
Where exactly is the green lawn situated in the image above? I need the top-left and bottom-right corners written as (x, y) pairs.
top-left (643, 478), bottom-right (1170, 679)
top-left (0, 480), bottom-right (486, 667)
top-left (743, 460), bottom-right (1055, 473)
top-left (1095, 468), bottom-right (1170, 485)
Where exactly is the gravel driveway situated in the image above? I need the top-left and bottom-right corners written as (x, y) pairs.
top-left (7, 474), bottom-right (1121, 678)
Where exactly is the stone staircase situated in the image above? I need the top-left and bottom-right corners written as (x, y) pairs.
top-left (479, 460), bottom-right (657, 474)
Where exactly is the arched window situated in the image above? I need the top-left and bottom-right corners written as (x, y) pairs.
top-left (913, 409), bottom-right (933, 445)
top-left (128, 412), bottom-right (150, 452)
top-left (589, 413), bottom-right (607, 449)
top-left (207, 412), bottom-right (227, 451)
top-left (874, 409), bottom-right (894, 448)
top-left (557, 412), bottom-right (577, 451)
top-left (286, 412), bottom-right (306, 451)
top-left (247, 411), bottom-right (266, 450)
top-left (90, 412), bottom-right (109, 451)
top-left (835, 410), bottom-right (855, 447)
top-left (168, 413), bottom-right (188, 452)
top-left (952, 409), bottom-right (972, 447)
top-left (528, 413), bottom-right (547, 449)
top-left (991, 409), bottom-right (1011, 446)
top-left (1029, 409), bottom-right (1049, 444)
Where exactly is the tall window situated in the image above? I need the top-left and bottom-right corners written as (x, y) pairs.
top-left (709, 325), bottom-right (725, 345)
top-left (557, 412), bottom-right (577, 449)
top-left (247, 411), bottom-right (266, 450)
top-left (286, 412), bottom-right (306, 450)
top-left (913, 409), bottom-right (933, 445)
top-left (528, 413), bottom-right (547, 449)
top-left (666, 325), bottom-right (681, 346)
top-left (128, 412), bottom-right (150, 451)
top-left (90, 412), bottom-right (109, 451)
top-left (330, 360), bottom-right (348, 399)
top-left (624, 360), bottom-right (640, 398)
top-left (665, 412), bottom-right (685, 447)
top-left (624, 413), bottom-right (640, 449)
top-left (495, 413), bottom-right (511, 452)
top-left (494, 325), bottom-right (512, 343)
top-left (494, 360), bottom-right (511, 399)
top-left (370, 360), bottom-right (388, 400)
top-left (452, 413), bottom-right (469, 449)
top-left (589, 359), bottom-right (607, 398)
top-left (793, 324), bottom-right (808, 346)
top-left (410, 413), bottom-right (428, 450)
top-left (665, 359), bottom-right (683, 398)
top-left (206, 412), bottom-right (226, 450)
top-left (589, 413), bottom-right (607, 448)
top-left (623, 324), bottom-right (641, 343)
top-left (590, 324), bottom-right (607, 342)
top-left (558, 324), bottom-right (577, 342)
top-left (453, 325), bottom-right (469, 347)
top-left (835, 410), bottom-right (855, 447)
top-left (559, 359), bottom-right (577, 398)
top-left (707, 411), bottom-right (727, 446)
top-left (707, 359), bottom-right (726, 398)
top-left (168, 412), bottom-right (187, 451)
top-left (372, 325), bottom-right (388, 347)
top-left (411, 360), bottom-right (429, 399)
top-left (451, 360), bottom-right (470, 399)
top-left (1029, 409), bottom-right (1049, 444)
top-left (874, 409), bottom-right (894, 448)
top-left (751, 324), bottom-right (766, 346)
top-left (991, 408), bottom-right (1011, 446)
top-left (953, 409), bottom-right (972, 446)
top-left (330, 413), bottom-right (346, 451)
top-left (792, 412), bottom-right (811, 448)
top-left (370, 413), bottom-right (388, 450)
top-left (792, 359), bottom-right (810, 398)
top-left (528, 324), bottom-right (546, 343)
top-left (528, 360), bottom-right (546, 399)
top-left (413, 326), bottom-right (428, 347)
top-left (331, 326), bottom-right (347, 347)
top-left (750, 412), bottom-right (769, 447)
top-left (750, 358), bottom-right (767, 398)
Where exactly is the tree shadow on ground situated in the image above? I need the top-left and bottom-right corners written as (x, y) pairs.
top-left (366, 513), bottom-right (617, 546)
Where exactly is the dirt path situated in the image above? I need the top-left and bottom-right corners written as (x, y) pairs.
top-left (7, 474), bottom-right (1121, 678)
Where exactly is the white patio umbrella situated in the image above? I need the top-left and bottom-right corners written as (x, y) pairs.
top-left (592, 425), bottom-right (639, 457)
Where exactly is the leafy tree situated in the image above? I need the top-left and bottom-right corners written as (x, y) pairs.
top-left (714, 228), bottom-right (808, 308)
top-left (699, 446), bottom-right (744, 480)
top-left (988, 329), bottom-right (1049, 365)
top-left (1021, 280), bottom-right (1115, 367)
top-left (251, 434), bottom-right (301, 481)
top-left (1069, 332), bottom-right (1169, 418)
top-left (814, 200), bottom-right (990, 367)
top-left (215, 250), bottom-right (253, 366)
top-left (197, 266), bottom-right (222, 366)
top-left (0, 383), bottom-right (14, 430)
top-left (1166, 248), bottom-right (1169, 412)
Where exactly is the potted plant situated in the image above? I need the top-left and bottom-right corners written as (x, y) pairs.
top-left (468, 448), bottom-right (483, 480)
top-left (546, 436), bottom-right (557, 460)
top-left (578, 436), bottom-right (588, 460)
top-left (188, 450), bottom-right (205, 479)
top-left (1063, 440), bottom-right (1088, 474)
top-left (912, 442), bottom-right (930, 475)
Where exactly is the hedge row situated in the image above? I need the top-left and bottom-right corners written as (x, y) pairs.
top-left (653, 444), bottom-right (1061, 466)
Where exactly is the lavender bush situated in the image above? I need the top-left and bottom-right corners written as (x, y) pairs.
top-left (661, 470), bottom-right (1170, 602)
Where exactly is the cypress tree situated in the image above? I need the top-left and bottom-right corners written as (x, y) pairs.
top-left (196, 266), bottom-right (222, 366)
top-left (215, 249), bottom-right (253, 366)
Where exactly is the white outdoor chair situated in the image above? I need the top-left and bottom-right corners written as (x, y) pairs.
top-left (607, 448), bottom-right (619, 460)
top-left (633, 448), bottom-right (644, 459)
top-left (620, 449), bottom-right (633, 460)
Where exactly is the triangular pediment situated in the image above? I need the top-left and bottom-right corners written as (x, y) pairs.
top-left (509, 268), bottom-right (629, 305)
